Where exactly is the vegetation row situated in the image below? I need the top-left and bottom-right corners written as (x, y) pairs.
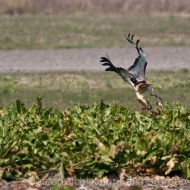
top-left (0, 97), bottom-right (190, 180)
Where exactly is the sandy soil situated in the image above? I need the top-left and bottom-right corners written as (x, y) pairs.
top-left (0, 47), bottom-right (190, 73)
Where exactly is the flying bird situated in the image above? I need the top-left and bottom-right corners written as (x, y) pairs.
top-left (100, 33), bottom-right (163, 110)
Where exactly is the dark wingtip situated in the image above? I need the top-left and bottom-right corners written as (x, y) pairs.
top-left (136, 39), bottom-right (140, 46)
top-left (131, 34), bottom-right (134, 41)
top-left (105, 68), bottom-right (113, 71)
top-left (100, 56), bottom-right (109, 62)
top-left (102, 63), bottom-right (109, 66)
top-left (100, 56), bottom-right (107, 60)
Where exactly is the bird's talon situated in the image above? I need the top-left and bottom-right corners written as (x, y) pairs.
top-left (158, 102), bottom-right (163, 108)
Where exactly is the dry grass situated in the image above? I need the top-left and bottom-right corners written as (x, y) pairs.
top-left (0, 13), bottom-right (190, 49)
top-left (0, 0), bottom-right (190, 15)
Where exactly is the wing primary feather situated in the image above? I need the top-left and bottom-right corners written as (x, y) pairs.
top-left (136, 39), bottom-right (140, 47)
top-left (101, 55), bottom-right (116, 72)
top-left (131, 34), bottom-right (134, 41)
top-left (102, 63), bottom-right (110, 66)
top-left (106, 55), bottom-right (110, 61)
top-left (128, 33), bottom-right (130, 38)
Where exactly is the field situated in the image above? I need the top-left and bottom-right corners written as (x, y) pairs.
top-left (0, 71), bottom-right (190, 111)
top-left (1, 0), bottom-right (190, 15)
top-left (0, 3), bottom-right (190, 189)
top-left (0, 13), bottom-right (190, 50)
top-left (0, 70), bottom-right (190, 189)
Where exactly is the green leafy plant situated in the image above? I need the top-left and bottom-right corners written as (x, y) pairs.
top-left (0, 98), bottom-right (190, 180)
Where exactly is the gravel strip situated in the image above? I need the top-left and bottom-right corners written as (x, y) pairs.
top-left (0, 47), bottom-right (190, 73)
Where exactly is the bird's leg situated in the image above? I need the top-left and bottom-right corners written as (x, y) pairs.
top-left (134, 91), bottom-right (152, 110)
top-left (147, 86), bottom-right (163, 108)
top-left (138, 99), bottom-right (152, 110)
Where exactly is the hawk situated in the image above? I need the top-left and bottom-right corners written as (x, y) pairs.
top-left (100, 33), bottom-right (163, 110)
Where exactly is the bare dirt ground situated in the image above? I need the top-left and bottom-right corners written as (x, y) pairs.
top-left (0, 47), bottom-right (190, 73)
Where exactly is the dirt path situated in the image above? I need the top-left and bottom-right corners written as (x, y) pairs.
top-left (0, 47), bottom-right (190, 73)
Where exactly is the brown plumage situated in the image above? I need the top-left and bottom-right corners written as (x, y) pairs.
top-left (100, 33), bottom-right (163, 110)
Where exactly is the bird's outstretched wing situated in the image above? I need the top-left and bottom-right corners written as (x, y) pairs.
top-left (126, 33), bottom-right (147, 80)
top-left (100, 56), bottom-right (135, 86)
